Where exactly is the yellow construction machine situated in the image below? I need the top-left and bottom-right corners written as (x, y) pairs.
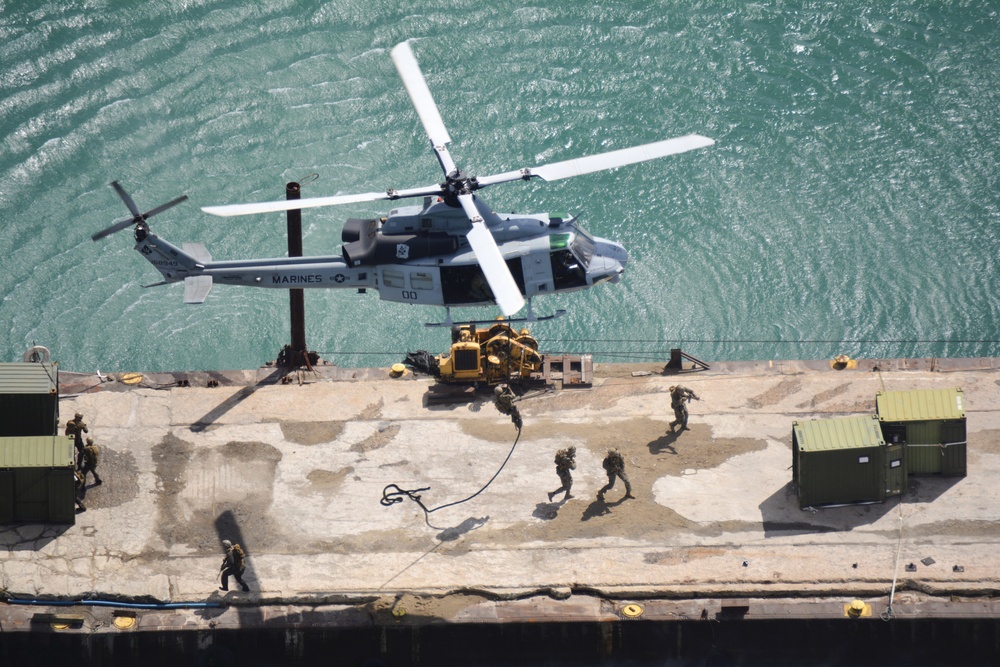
top-left (405, 321), bottom-right (543, 385)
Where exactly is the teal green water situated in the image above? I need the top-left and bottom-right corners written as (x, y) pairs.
top-left (2, 1), bottom-right (998, 373)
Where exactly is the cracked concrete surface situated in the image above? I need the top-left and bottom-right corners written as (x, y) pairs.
top-left (2, 360), bottom-right (999, 621)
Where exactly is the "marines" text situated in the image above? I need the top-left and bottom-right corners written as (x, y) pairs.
top-left (272, 275), bottom-right (323, 284)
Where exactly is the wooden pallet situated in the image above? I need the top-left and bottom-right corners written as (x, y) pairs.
top-left (539, 354), bottom-right (593, 388)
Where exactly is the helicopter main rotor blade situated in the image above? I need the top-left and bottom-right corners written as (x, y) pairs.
top-left (475, 134), bottom-right (715, 187)
top-left (458, 193), bottom-right (525, 317)
top-left (390, 41), bottom-right (458, 177)
top-left (143, 194), bottom-right (189, 220)
top-left (91, 216), bottom-right (138, 242)
top-left (111, 181), bottom-right (142, 218)
top-left (201, 184), bottom-right (443, 217)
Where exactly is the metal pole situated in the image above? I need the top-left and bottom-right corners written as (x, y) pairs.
top-left (286, 182), bottom-right (306, 365)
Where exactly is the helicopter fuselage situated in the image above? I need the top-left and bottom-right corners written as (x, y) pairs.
top-left (134, 196), bottom-right (627, 308)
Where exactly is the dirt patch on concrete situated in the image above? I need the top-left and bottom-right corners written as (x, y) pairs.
top-left (359, 399), bottom-right (385, 421)
top-left (147, 433), bottom-right (287, 558)
top-left (220, 440), bottom-right (283, 462)
top-left (350, 423), bottom-right (401, 453)
top-left (453, 418), bottom-right (767, 546)
top-left (304, 467), bottom-right (356, 493)
top-left (795, 382), bottom-right (852, 409)
top-left (365, 592), bottom-right (486, 622)
top-left (747, 378), bottom-right (802, 409)
top-left (280, 421), bottom-right (345, 446)
top-left (79, 447), bottom-right (140, 510)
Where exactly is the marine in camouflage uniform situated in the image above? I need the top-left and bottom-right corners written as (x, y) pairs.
top-left (220, 539), bottom-right (250, 592)
top-left (74, 469), bottom-right (87, 512)
top-left (493, 384), bottom-right (523, 430)
top-left (65, 412), bottom-right (88, 469)
top-left (81, 437), bottom-right (103, 486)
top-left (547, 446), bottom-right (576, 502)
top-left (597, 448), bottom-right (633, 501)
top-left (668, 385), bottom-right (700, 432)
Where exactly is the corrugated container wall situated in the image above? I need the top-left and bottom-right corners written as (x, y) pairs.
top-left (0, 362), bottom-right (59, 436)
top-left (876, 388), bottom-right (966, 477)
top-left (793, 415), bottom-right (892, 509)
top-left (0, 435), bottom-right (76, 524)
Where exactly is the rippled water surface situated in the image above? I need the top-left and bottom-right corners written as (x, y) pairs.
top-left (2, 1), bottom-right (998, 372)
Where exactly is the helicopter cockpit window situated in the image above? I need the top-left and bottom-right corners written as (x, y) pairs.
top-left (570, 226), bottom-right (596, 267)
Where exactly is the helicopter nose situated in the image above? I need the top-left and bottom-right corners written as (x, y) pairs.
top-left (591, 240), bottom-right (628, 284)
top-left (597, 240), bottom-right (628, 267)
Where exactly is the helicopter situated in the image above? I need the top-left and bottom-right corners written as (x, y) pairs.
top-left (93, 41), bottom-right (713, 323)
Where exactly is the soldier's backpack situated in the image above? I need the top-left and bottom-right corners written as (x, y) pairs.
top-left (231, 544), bottom-right (246, 572)
top-left (84, 444), bottom-right (99, 466)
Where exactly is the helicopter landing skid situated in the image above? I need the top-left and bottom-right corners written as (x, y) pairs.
top-left (424, 307), bottom-right (567, 328)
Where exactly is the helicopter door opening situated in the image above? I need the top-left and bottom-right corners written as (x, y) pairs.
top-left (550, 249), bottom-right (587, 289)
top-left (441, 260), bottom-right (526, 306)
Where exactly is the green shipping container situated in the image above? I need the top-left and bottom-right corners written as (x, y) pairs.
top-left (876, 388), bottom-right (966, 477)
top-left (0, 362), bottom-right (59, 436)
top-left (0, 435), bottom-right (77, 524)
top-left (793, 415), bottom-right (904, 509)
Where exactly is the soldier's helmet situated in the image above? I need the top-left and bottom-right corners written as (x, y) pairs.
top-left (668, 386), bottom-right (676, 392)
top-left (222, 540), bottom-right (232, 549)
top-left (494, 386), bottom-right (503, 397)
top-left (568, 446), bottom-right (576, 455)
top-left (75, 412), bottom-right (83, 419)
top-left (86, 438), bottom-right (94, 445)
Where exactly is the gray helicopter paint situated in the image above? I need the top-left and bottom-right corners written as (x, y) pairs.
top-left (382, 198), bottom-right (550, 243)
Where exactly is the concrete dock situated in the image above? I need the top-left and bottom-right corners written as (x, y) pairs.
top-left (2, 356), bottom-right (1000, 655)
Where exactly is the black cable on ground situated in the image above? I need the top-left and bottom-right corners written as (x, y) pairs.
top-left (381, 426), bottom-right (521, 527)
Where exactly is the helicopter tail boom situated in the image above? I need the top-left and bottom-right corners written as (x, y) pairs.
top-left (134, 232), bottom-right (214, 299)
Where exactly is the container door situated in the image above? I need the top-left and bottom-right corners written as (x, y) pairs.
top-left (0, 470), bottom-right (13, 523)
top-left (906, 421), bottom-right (942, 474)
top-left (884, 444), bottom-right (907, 497)
top-left (940, 420), bottom-right (967, 477)
top-left (14, 469), bottom-right (51, 521)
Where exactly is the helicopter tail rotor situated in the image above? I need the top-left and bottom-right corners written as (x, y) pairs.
top-left (92, 181), bottom-right (188, 241)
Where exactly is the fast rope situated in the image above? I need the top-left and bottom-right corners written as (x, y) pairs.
top-left (881, 499), bottom-right (905, 621)
top-left (380, 426), bottom-right (521, 526)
